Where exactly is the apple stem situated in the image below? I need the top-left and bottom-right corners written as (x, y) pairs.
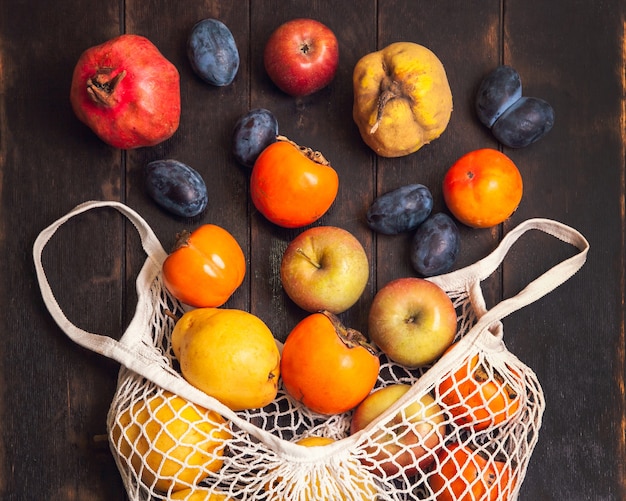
top-left (276, 135), bottom-right (330, 166)
top-left (296, 248), bottom-right (321, 269)
top-left (86, 69), bottom-right (127, 107)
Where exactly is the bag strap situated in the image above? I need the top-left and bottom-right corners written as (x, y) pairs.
top-left (428, 217), bottom-right (589, 333)
top-left (33, 200), bottom-right (169, 359)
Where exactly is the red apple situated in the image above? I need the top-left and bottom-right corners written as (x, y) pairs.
top-left (264, 18), bottom-right (339, 97)
top-left (368, 277), bottom-right (457, 368)
top-left (350, 384), bottom-right (446, 478)
top-left (280, 226), bottom-right (369, 314)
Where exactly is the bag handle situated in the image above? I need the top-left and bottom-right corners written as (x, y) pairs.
top-left (428, 217), bottom-right (589, 332)
top-left (33, 200), bottom-right (169, 359)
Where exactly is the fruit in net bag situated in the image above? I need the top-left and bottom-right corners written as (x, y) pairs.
top-left (171, 308), bottom-right (281, 411)
top-left (110, 390), bottom-right (231, 493)
top-left (350, 384), bottom-right (446, 477)
top-left (368, 277), bottom-right (457, 368)
top-left (266, 436), bottom-right (378, 500)
top-left (428, 442), bottom-right (514, 501)
top-left (169, 487), bottom-right (233, 500)
top-left (280, 311), bottom-right (380, 415)
top-left (436, 350), bottom-right (522, 430)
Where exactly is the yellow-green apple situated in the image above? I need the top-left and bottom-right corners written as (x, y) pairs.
top-left (350, 384), bottom-right (446, 477)
top-left (368, 277), bottom-right (457, 368)
top-left (280, 226), bottom-right (369, 314)
top-left (263, 18), bottom-right (339, 97)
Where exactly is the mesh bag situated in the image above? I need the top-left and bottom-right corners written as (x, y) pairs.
top-left (34, 200), bottom-right (589, 501)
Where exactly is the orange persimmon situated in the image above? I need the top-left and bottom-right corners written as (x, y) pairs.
top-left (442, 148), bottom-right (523, 228)
top-left (162, 224), bottom-right (245, 308)
top-left (436, 351), bottom-right (521, 431)
top-left (428, 442), bottom-right (514, 501)
top-left (280, 311), bottom-right (380, 415)
top-left (250, 137), bottom-right (339, 228)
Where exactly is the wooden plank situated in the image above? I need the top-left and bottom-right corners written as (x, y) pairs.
top-left (0, 1), bottom-right (624, 499)
top-left (247, 0), bottom-right (378, 340)
top-left (123, 1), bottom-right (253, 317)
top-left (374, 0), bottom-right (505, 295)
top-left (0, 1), bottom-right (126, 499)
top-left (501, 1), bottom-right (626, 499)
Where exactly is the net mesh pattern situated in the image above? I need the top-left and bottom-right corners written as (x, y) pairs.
top-left (106, 272), bottom-right (545, 501)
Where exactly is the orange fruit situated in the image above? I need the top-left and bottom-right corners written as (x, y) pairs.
top-left (280, 311), bottom-right (380, 415)
top-left (250, 138), bottom-right (339, 228)
top-left (442, 148), bottom-right (523, 228)
top-left (162, 224), bottom-right (246, 308)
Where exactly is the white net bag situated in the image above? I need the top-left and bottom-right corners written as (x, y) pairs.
top-left (34, 201), bottom-right (589, 501)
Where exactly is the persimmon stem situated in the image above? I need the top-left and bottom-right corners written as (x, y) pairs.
top-left (276, 135), bottom-right (330, 166)
top-left (321, 310), bottom-right (379, 356)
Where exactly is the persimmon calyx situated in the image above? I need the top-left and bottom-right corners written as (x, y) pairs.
top-left (170, 229), bottom-right (193, 252)
top-left (321, 310), bottom-right (379, 356)
top-left (276, 134), bottom-right (330, 166)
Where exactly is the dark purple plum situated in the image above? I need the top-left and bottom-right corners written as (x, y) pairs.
top-left (410, 213), bottom-right (460, 277)
top-left (188, 19), bottom-right (239, 86)
top-left (366, 184), bottom-right (433, 235)
top-left (232, 109), bottom-right (279, 168)
top-left (145, 159), bottom-right (208, 218)
top-left (492, 96), bottom-right (555, 148)
top-left (475, 65), bottom-right (522, 128)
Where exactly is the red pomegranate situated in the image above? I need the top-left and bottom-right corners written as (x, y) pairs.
top-left (70, 34), bottom-right (181, 149)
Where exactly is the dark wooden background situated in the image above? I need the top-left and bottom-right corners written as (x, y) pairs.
top-left (1, 1), bottom-right (624, 499)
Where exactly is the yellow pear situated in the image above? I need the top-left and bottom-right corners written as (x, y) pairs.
top-left (110, 390), bottom-right (231, 493)
top-left (353, 41), bottom-right (453, 158)
top-left (172, 308), bottom-right (281, 411)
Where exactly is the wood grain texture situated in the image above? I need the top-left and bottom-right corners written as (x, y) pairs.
top-left (0, 1), bottom-right (624, 499)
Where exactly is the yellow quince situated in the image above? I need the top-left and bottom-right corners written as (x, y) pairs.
top-left (353, 42), bottom-right (453, 158)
